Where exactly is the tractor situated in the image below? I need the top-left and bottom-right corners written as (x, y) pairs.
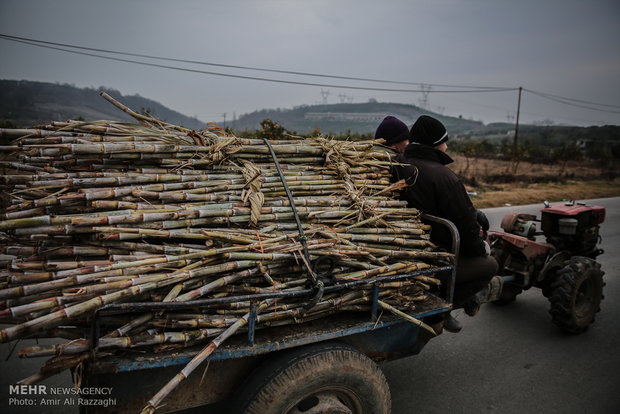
top-left (483, 200), bottom-right (606, 334)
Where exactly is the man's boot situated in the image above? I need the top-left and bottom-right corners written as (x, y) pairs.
top-left (444, 312), bottom-right (462, 333)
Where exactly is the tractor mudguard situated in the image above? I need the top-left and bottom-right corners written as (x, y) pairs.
top-left (538, 251), bottom-right (572, 284)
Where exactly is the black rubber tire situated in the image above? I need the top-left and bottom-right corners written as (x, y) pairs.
top-left (230, 342), bottom-right (391, 414)
top-left (548, 257), bottom-right (605, 334)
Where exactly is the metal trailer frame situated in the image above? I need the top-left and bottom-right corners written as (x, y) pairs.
top-left (79, 214), bottom-right (459, 413)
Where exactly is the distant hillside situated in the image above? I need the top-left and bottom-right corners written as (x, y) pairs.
top-left (0, 80), bottom-right (490, 135)
top-left (235, 103), bottom-right (620, 148)
top-left (2, 80), bottom-right (618, 147)
top-left (234, 101), bottom-right (489, 135)
top-left (0, 80), bottom-right (205, 129)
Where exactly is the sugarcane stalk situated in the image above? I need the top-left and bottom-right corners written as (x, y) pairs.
top-left (377, 300), bottom-right (436, 336)
top-left (140, 298), bottom-right (274, 414)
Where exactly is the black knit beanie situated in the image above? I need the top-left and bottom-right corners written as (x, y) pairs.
top-left (374, 116), bottom-right (409, 146)
top-left (410, 115), bottom-right (449, 147)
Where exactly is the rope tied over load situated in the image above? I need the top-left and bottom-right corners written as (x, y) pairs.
top-left (260, 138), bottom-right (324, 308)
top-left (239, 160), bottom-right (264, 227)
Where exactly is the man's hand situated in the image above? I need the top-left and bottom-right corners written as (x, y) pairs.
top-left (483, 241), bottom-right (491, 257)
top-left (476, 209), bottom-right (490, 232)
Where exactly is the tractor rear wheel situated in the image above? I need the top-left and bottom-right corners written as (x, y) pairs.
top-left (548, 257), bottom-right (604, 334)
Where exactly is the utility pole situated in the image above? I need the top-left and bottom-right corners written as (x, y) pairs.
top-left (222, 112), bottom-right (227, 128)
top-left (512, 87), bottom-right (522, 174)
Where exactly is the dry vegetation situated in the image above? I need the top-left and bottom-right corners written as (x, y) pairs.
top-left (448, 155), bottom-right (620, 208)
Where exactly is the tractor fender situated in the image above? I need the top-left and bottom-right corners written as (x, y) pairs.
top-left (539, 251), bottom-right (572, 283)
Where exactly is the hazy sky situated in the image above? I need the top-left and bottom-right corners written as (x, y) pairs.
top-left (1, 0), bottom-right (619, 127)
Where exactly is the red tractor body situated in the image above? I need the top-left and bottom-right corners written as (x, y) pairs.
top-left (485, 201), bottom-right (606, 333)
top-left (541, 203), bottom-right (606, 222)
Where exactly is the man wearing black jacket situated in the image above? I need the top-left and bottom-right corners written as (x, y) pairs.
top-left (392, 115), bottom-right (498, 332)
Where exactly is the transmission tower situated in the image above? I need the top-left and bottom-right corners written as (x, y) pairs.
top-left (418, 84), bottom-right (432, 109)
top-left (320, 89), bottom-right (330, 104)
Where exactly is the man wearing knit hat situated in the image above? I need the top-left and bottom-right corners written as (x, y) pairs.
top-left (393, 115), bottom-right (498, 333)
top-left (374, 115), bottom-right (409, 153)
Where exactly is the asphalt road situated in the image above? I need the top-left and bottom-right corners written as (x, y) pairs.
top-left (1, 197), bottom-right (619, 413)
top-left (383, 197), bottom-right (620, 414)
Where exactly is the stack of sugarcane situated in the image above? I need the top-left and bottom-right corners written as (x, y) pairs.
top-left (0, 93), bottom-right (452, 413)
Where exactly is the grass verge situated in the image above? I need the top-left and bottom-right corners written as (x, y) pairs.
top-left (469, 179), bottom-right (620, 208)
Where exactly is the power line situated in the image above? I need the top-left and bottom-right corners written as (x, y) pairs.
top-left (523, 88), bottom-right (620, 109)
top-left (445, 93), bottom-right (614, 125)
top-left (0, 36), bottom-right (518, 94)
top-left (1, 33), bottom-right (618, 123)
top-left (523, 89), bottom-right (620, 115)
top-left (0, 33), bottom-right (515, 93)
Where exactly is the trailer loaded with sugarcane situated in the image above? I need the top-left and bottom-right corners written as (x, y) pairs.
top-left (0, 93), bottom-right (460, 413)
top-left (0, 93), bottom-right (606, 413)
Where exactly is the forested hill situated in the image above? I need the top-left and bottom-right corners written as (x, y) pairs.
top-left (0, 80), bottom-right (205, 129)
top-left (1, 80), bottom-right (618, 148)
top-left (233, 101), bottom-right (487, 135)
top-left (0, 79), bottom-right (490, 134)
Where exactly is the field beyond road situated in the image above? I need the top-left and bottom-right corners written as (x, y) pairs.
top-left (448, 155), bottom-right (620, 208)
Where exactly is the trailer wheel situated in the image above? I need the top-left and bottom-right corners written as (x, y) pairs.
top-left (548, 257), bottom-right (604, 334)
top-left (230, 342), bottom-right (391, 414)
